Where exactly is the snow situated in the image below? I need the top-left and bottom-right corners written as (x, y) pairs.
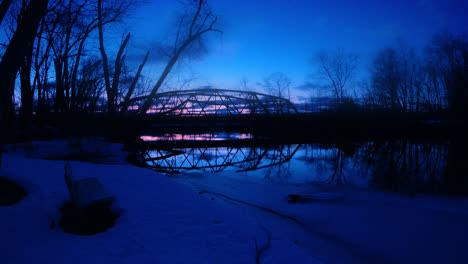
top-left (0, 140), bottom-right (319, 264)
top-left (170, 171), bottom-right (468, 263)
top-left (2, 139), bottom-right (468, 264)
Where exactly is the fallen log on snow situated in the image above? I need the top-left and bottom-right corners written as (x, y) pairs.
top-left (287, 192), bottom-right (344, 204)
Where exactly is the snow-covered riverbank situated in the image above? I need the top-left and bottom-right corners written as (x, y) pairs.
top-left (2, 139), bottom-right (468, 264)
top-left (0, 140), bottom-right (318, 264)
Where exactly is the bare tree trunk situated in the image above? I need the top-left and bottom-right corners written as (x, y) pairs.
top-left (33, 20), bottom-right (53, 120)
top-left (54, 58), bottom-right (65, 113)
top-left (20, 43), bottom-right (34, 131)
top-left (70, 29), bottom-right (93, 112)
top-left (316, 49), bottom-right (357, 106)
top-left (97, 0), bottom-right (113, 114)
top-left (138, 0), bottom-right (220, 114)
top-left (138, 40), bottom-right (192, 114)
top-left (121, 50), bottom-right (150, 113)
top-left (0, 0), bottom-right (49, 140)
top-left (111, 32), bottom-right (131, 109)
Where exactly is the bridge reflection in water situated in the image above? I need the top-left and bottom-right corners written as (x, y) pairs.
top-left (141, 133), bottom-right (301, 174)
top-left (139, 134), bottom-right (468, 196)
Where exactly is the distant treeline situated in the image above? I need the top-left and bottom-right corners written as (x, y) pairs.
top-left (303, 32), bottom-right (467, 117)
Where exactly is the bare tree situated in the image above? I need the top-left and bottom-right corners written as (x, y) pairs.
top-left (357, 79), bottom-right (377, 111)
top-left (74, 57), bottom-right (106, 113)
top-left (425, 31), bottom-right (468, 117)
top-left (138, 0), bottom-right (221, 114)
top-left (97, 0), bottom-right (130, 115)
top-left (408, 52), bottom-right (424, 111)
top-left (262, 72), bottom-right (291, 113)
top-left (47, 0), bottom-right (93, 113)
top-left (371, 47), bottom-right (402, 111)
top-left (46, 0), bottom-right (132, 114)
top-left (19, 29), bottom-right (35, 129)
top-left (263, 72), bottom-right (291, 100)
top-left (240, 77), bottom-right (250, 91)
top-left (0, 0), bottom-right (49, 138)
top-left (370, 40), bottom-right (457, 113)
top-left (119, 50), bottom-right (150, 113)
top-left (314, 48), bottom-right (358, 105)
top-left (421, 62), bottom-right (444, 111)
top-left (396, 45), bottom-right (424, 112)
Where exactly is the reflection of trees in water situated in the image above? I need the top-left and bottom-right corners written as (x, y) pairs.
top-left (145, 139), bottom-right (466, 195)
top-left (299, 140), bottom-right (458, 195)
top-left (355, 140), bottom-right (449, 195)
top-left (327, 149), bottom-right (345, 185)
top-left (299, 143), bottom-right (358, 185)
top-left (445, 137), bottom-right (468, 196)
top-left (263, 161), bottom-right (291, 182)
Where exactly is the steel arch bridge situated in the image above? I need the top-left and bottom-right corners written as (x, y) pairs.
top-left (129, 88), bottom-right (298, 115)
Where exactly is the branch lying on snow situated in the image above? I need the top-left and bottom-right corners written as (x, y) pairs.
top-left (198, 190), bottom-right (303, 226)
top-left (254, 225), bottom-right (271, 264)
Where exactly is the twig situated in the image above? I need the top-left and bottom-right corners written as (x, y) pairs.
top-left (254, 225), bottom-right (271, 264)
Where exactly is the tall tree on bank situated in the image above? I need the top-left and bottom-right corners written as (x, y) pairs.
top-left (314, 48), bottom-right (358, 105)
top-left (98, 0), bottom-right (119, 114)
top-left (119, 50), bottom-right (150, 113)
top-left (426, 32), bottom-right (468, 118)
top-left (371, 47), bottom-right (402, 111)
top-left (138, 0), bottom-right (221, 114)
top-left (371, 44), bottom-right (424, 112)
top-left (48, 0), bottom-right (134, 114)
top-left (97, 0), bottom-right (149, 114)
top-left (262, 72), bottom-right (292, 114)
top-left (0, 0), bottom-right (49, 138)
top-left (48, 0), bottom-right (93, 114)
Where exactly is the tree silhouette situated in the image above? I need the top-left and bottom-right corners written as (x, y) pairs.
top-left (313, 48), bottom-right (358, 105)
top-left (371, 47), bottom-right (402, 111)
top-left (262, 72), bottom-right (292, 114)
top-left (425, 31), bottom-right (468, 118)
top-left (0, 0), bottom-right (49, 138)
top-left (138, 0), bottom-right (221, 114)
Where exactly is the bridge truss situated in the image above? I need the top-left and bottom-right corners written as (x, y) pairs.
top-left (130, 88), bottom-right (298, 115)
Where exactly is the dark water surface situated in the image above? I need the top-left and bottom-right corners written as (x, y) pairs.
top-left (141, 132), bottom-right (468, 197)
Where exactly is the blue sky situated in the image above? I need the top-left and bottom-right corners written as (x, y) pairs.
top-left (125, 0), bottom-right (468, 101)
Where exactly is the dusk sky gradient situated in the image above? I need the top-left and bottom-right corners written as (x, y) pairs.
top-left (124, 0), bottom-right (468, 102)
